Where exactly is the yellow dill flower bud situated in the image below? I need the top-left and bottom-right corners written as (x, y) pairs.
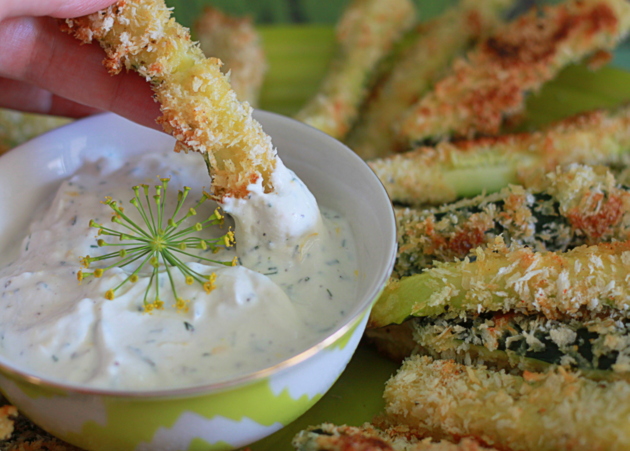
top-left (203, 273), bottom-right (217, 294)
top-left (94, 268), bottom-right (104, 278)
top-left (185, 276), bottom-right (194, 285)
top-left (154, 299), bottom-right (164, 310)
top-left (224, 230), bottom-right (235, 247)
top-left (231, 256), bottom-right (239, 267)
top-left (77, 270), bottom-right (84, 282)
top-left (174, 298), bottom-right (189, 312)
top-left (130, 274), bottom-right (139, 283)
top-left (105, 289), bottom-right (115, 301)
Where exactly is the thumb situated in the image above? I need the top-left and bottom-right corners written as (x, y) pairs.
top-left (1, 0), bottom-right (117, 22)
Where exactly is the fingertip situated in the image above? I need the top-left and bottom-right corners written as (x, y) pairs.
top-left (2, 0), bottom-right (118, 21)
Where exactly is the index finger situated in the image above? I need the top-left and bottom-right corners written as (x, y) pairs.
top-left (1, 0), bottom-right (117, 22)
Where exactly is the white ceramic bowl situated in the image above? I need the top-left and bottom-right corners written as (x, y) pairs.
top-left (0, 111), bottom-right (396, 450)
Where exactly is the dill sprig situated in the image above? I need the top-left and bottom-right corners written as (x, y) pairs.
top-left (78, 178), bottom-right (237, 313)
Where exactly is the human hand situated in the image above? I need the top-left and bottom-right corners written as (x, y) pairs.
top-left (0, 0), bottom-right (161, 129)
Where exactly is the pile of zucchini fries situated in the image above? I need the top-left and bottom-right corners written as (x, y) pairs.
top-left (294, 0), bottom-right (630, 450)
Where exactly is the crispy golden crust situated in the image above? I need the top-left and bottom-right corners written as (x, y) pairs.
top-left (194, 6), bottom-right (266, 107)
top-left (370, 105), bottom-right (630, 206)
top-left (397, 0), bottom-right (630, 143)
top-left (371, 238), bottom-right (630, 327)
top-left (0, 396), bottom-right (79, 450)
top-left (295, 0), bottom-right (415, 140)
top-left (383, 356), bottom-right (630, 451)
top-left (345, 0), bottom-right (510, 159)
top-left (393, 164), bottom-right (630, 279)
top-left (61, 0), bottom-right (276, 199)
top-left (293, 423), bottom-right (496, 451)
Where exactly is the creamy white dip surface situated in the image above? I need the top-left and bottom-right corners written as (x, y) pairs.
top-left (0, 150), bottom-right (358, 390)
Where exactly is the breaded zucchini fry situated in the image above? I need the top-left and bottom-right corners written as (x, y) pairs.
top-left (412, 313), bottom-right (630, 381)
top-left (394, 164), bottom-right (630, 278)
top-left (371, 238), bottom-right (630, 327)
top-left (194, 6), bottom-right (266, 107)
top-left (0, 109), bottom-right (70, 154)
top-left (61, 0), bottom-right (276, 199)
top-left (370, 105), bottom-right (630, 206)
top-left (397, 0), bottom-right (630, 144)
top-left (345, 0), bottom-right (512, 160)
top-left (295, 0), bottom-right (415, 140)
top-left (383, 356), bottom-right (630, 451)
top-left (293, 423), bottom-right (496, 451)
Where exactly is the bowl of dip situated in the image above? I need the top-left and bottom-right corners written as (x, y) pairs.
top-left (0, 111), bottom-right (396, 450)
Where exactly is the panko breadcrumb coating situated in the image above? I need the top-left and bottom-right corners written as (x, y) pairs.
top-left (61, 0), bottom-right (276, 199)
top-left (411, 312), bottom-right (630, 381)
top-left (194, 6), bottom-right (266, 107)
top-left (393, 164), bottom-right (630, 279)
top-left (383, 356), bottom-right (630, 451)
top-left (371, 238), bottom-right (630, 327)
top-left (345, 0), bottom-right (511, 159)
top-left (295, 0), bottom-right (416, 140)
top-left (370, 104), bottom-right (630, 206)
top-left (293, 423), bottom-right (497, 451)
top-left (397, 0), bottom-right (630, 144)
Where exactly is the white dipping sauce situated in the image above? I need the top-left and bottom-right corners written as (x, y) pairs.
top-left (0, 150), bottom-right (358, 390)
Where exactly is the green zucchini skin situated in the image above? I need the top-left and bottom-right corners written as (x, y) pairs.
top-left (394, 164), bottom-right (630, 278)
top-left (370, 105), bottom-right (630, 207)
top-left (412, 313), bottom-right (630, 381)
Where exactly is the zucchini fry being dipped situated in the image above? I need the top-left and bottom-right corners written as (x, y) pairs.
top-left (345, 0), bottom-right (512, 160)
top-left (397, 0), bottom-right (630, 145)
top-left (62, 0), bottom-right (276, 200)
top-left (62, 0), bottom-right (324, 267)
top-left (382, 356), bottom-right (630, 451)
top-left (295, 0), bottom-right (416, 140)
top-left (370, 104), bottom-right (630, 206)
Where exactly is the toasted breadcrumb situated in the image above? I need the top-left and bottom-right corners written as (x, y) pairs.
top-left (411, 313), bottom-right (630, 380)
top-left (370, 104), bottom-right (630, 206)
top-left (293, 422), bottom-right (496, 451)
top-left (371, 238), bottom-right (630, 327)
top-left (397, 0), bottom-right (630, 144)
top-left (194, 6), bottom-right (266, 107)
top-left (0, 404), bottom-right (17, 441)
top-left (393, 164), bottom-right (630, 278)
top-left (383, 356), bottom-right (630, 451)
top-left (345, 0), bottom-right (511, 159)
top-left (61, 0), bottom-right (276, 199)
top-left (295, 0), bottom-right (416, 140)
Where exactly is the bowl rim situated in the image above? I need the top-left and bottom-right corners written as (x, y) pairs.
top-left (0, 111), bottom-right (397, 399)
